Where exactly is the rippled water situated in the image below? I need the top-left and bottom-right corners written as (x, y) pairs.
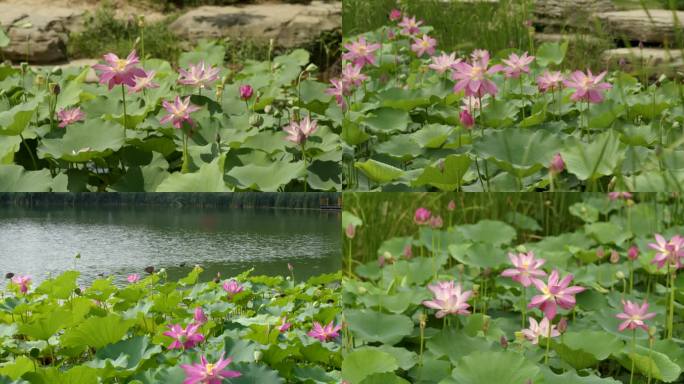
top-left (0, 206), bottom-right (341, 284)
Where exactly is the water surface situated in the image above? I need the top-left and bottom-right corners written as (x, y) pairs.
top-left (0, 206), bottom-right (341, 284)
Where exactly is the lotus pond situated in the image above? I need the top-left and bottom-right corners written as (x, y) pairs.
top-left (0, 42), bottom-right (342, 192)
top-left (341, 193), bottom-right (684, 383)
top-left (0, 267), bottom-right (342, 383)
top-left (338, 11), bottom-right (684, 192)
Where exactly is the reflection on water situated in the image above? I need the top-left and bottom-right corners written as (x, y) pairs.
top-left (0, 206), bottom-right (341, 284)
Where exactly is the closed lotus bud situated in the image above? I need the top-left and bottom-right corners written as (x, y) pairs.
top-left (403, 244), bottom-right (413, 259)
top-left (358, 286), bottom-right (367, 294)
top-left (239, 84), bottom-right (254, 100)
top-left (5, 272), bottom-right (14, 279)
top-left (419, 313), bottom-right (427, 329)
top-left (305, 63), bottom-right (318, 73)
top-left (49, 82), bottom-right (60, 95)
top-left (447, 200), bottom-right (456, 211)
top-left (557, 317), bottom-right (568, 333)
top-left (34, 75), bottom-right (45, 87)
top-left (138, 15), bottom-right (145, 28)
top-left (648, 326), bottom-right (657, 338)
top-left (249, 114), bottom-right (264, 127)
top-left (460, 110), bottom-right (474, 129)
top-left (345, 223), bottom-right (356, 239)
top-left (430, 215), bottom-right (443, 229)
top-left (596, 247), bottom-right (605, 259)
top-left (500, 335), bottom-right (509, 349)
top-left (253, 350), bottom-right (263, 362)
top-left (20, 62), bottom-right (28, 73)
top-left (616, 270), bottom-right (626, 280)
top-left (550, 153), bottom-right (565, 174)
top-left (610, 250), bottom-right (620, 264)
top-left (628, 245), bottom-right (639, 261)
top-left (264, 105), bottom-right (273, 114)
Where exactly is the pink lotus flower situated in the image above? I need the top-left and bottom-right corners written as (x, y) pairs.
top-left (447, 200), bottom-right (456, 211)
top-left (470, 49), bottom-right (489, 62)
top-left (411, 34), bottom-right (437, 57)
top-left (341, 63), bottom-right (368, 88)
top-left (502, 52), bottom-right (535, 78)
top-left (521, 317), bottom-right (560, 344)
top-left (178, 61), bottom-right (220, 89)
top-left (430, 215), bottom-right (443, 229)
top-left (403, 244), bottom-right (413, 259)
top-left (160, 96), bottom-right (201, 129)
top-left (129, 70), bottom-right (159, 93)
top-left (278, 317), bottom-right (292, 332)
top-left (648, 234), bottom-right (684, 269)
top-left (163, 323), bottom-right (205, 350)
top-left (57, 107), bottom-right (85, 128)
top-left (628, 245), bottom-right (639, 261)
top-left (194, 307), bottom-right (207, 324)
top-left (389, 9), bottom-right (402, 21)
top-left (616, 300), bottom-right (656, 332)
top-left (11, 275), bottom-right (31, 294)
top-left (428, 52), bottom-right (461, 74)
top-left (528, 270), bottom-right (585, 320)
top-left (127, 274), bottom-right (140, 283)
top-left (308, 321), bottom-right (341, 342)
top-left (345, 223), bottom-right (356, 239)
top-left (325, 78), bottom-right (348, 109)
top-left (180, 353), bottom-right (241, 384)
top-left (239, 85), bottom-right (254, 100)
top-left (608, 192), bottom-right (633, 201)
top-left (93, 50), bottom-right (146, 90)
top-left (423, 281), bottom-right (472, 318)
top-left (549, 153), bottom-right (565, 174)
top-left (414, 207), bottom-right (432, 225)
top-left (452, 51), bottom-right (503, 97)
top-left (537, 70), bottom-right (564, 92)
top-left (459, 110), bottom-right (474, 129)
top-left (342, 37), bottom-right (381, 67)
top-left (501, 251), bottom-right (547, 287)
top-left (563, 69), bottom-right (612, 103)
top-left (222, 280), bottom-right (244, 297)
top-left (283, 116), bottom-right (318, 144)
top-left (398, 16), bottom-right (422, 36)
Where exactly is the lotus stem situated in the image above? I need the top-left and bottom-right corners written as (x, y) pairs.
top-left (629, 329), bottom-right (636, 384)
top-left (302, 141), bottom-right (308, 192)
top-left (521, 287), bottom-right (526, 328)
top-left (121, 84), bottom-right (128, 138)
top-left (667, 267), bottom-right (675, 339)
top-left (181, 133), bottom-right (190, 174)
top-left (347, 238), bottom-right (352, 277)
top-left (544, 320), bottom-right (551, 364)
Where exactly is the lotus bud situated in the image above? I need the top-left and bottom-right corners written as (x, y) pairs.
top-left (550, 153), bottom-right (565, 174)
top-left (628, 245), bottom-right (639, 261)
top-left (648, 326), bottom-right (657, 338)
top-left (419, 313), bottom-right (427, 329)
top-left (138, 15), bottom-right (145, 28)
top-left (264, 105), bottom-right (273, 114)
top-left (610, 250), bottom-right (620, 264)
top-left (34, 75), bottom-right (45, 87)
top-left (557, 317), bottom-right (568, 333)
top-left (403, 244), bottom-right (413, 259)
top-left (5, 273), bottom-right (14, 279)
top-left (273, 109), bottom-right (282, 118)
top-left (596, 247), bottom-right (605, 259)
top-left (144, 266), bottom-right (155, 274)
top-left (49, 82), bottom-right (60, 95)
top-left (305, 63), bottom-right (318, 73)
top-left (459, 110), bottom-right (474, 129)
top-left (253, 350), bottom-right (263, 362)
top-left (20, 62), bottom-right (28, 74)
top-left (345, 223), bottom-right (356, 239)
top-left (616, 270), bottom-right (626, 280)
top-left (447, 200), bottom-right (456, 211)
top-left (216, 83), bottom-right (224, 100)
top-left (358, 286), bottom-right (367, 294)
top-left (430, 215), bottom-right (443, 229)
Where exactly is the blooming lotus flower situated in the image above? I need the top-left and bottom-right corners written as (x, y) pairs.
top-left (308, 321), bottom-right (341, 342)
top-left (325, 78), bottom-right (348, 109)
top-left (222, 280), bottom-right (244, 297)
top-left (92, 50), bottom-right (146, 90)
top-left (11, 275), bottom-right (31, 294)
top-left (563, 69), bottom-right (612, 103)
top-left (389, 9), bottom-right (402, 21)
top-left (239, 84), bottom-right (254, 100)
top-left (616, 300), bottom-right (656, 332)
top-left (283, 116), bottom-right (318, 144)
top-left (549, 153), bottom-right (565, 174)
top-left (163, 323), bottom-right (205, 350)
top-left (414, 207), bottom-right (431, 225)
top-left (341, 63), bottom-right (368, 88)
top-left (648, 234), bottom-right (684, 269)
top-left (398, 16), bottom-right (422, 35)
top-left (194, 307), bottom-right (207, 324)
top-left (528, 270), bottom-right (585, 320)
top-left (537, 70), bottom-right (564, 92)
top-left (608, 192), bottom-right (633, 201)
top-left (345, 223), bottom-right (356, 239)
top-left (127, 274), bottom-right (140, 283)
top-left (452, 51), bottom-right (503, 97)
top-left (278, 317), bottom-right (292, 332)
top-left (160, 96), bottom-right (201, 129)
top-left (521, 317), bottom-right (560, 344)
top-left (178, 61), bottom-right (220, 89)
top-left (422, 281), bottom-right (472, 318)
top-left (57, 107), bottom-right (85, 128)
top-left (129, 70), bottom-right (159, 93)
top-left (180, 353), bottom-right (241, 384)
top-left (411, 34), bottom-right (437, 57)
top-left (501, 251), bottom-right (547, 287)
top-left (342, 37), bottom-right (381, 67)
top-left (459, 110), bottom-right (474, 129)
top-left (502, 52), bottom-right (535, 78)
top-left (428, 52), bottom-right (461, 74)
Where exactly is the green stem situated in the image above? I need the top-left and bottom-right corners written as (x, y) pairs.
top-left (302, 141), bottom-right (308, 192)
top-left (521, 287), bottom-right (527, 328)
top-left (19, 134), bottom-right (37, 170)
top-left (347, 238), bottom-right (352, 277)
top-left (544, 320), bottom-right (552, 364)
top-left (181, 133), bottom-right (190, 174)
top-left (630, 329), bottom-right (636, 384)
top-left (668, 268), bottom-right (675, 339)
top-left (121, 84), bottom-right (128, 138)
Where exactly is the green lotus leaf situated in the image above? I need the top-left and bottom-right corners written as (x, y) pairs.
top-left (474, 129), bottom-right (562, 177)
top-left (364, 108), bottom-right (410, 133)
top-left (345, 309), bottom-right (414, 345)
top-left (561, 131), bottom-right (622, 181)
top-left (0, 96), bottom-right (41, 136)
top-left (225, 160), bottom-right (305, 191)
top-left (156, 155), bottom-right (231, 192)
top-left (0, 165), bottom-right (52, 192)
top-left (61, 314), bottom-right (134, 350)
top-left (553, 331), bottom-right (623, 369)
top-left (616, 344), bottom-right (682, 383)
top-left (411, 154), bottom-right (471, 191)
top-left (37, 120), bottom-right (125, 162)
top-left (536, 41), bottom-right (568, 67)
top-left (341, 349), bottom-right (399, 384)
top-left (355, 159), bottom-right (404, 184)
top-left (451, 351), bottom-right (541, 384)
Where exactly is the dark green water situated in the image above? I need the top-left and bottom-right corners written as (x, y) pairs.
top-left (0, 206), bottom-right (341, 285)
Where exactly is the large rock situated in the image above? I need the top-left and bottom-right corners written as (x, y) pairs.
top-left (602, 47), bottom-right (684, 75)
top-left (0, 5), bottom-right (85, 64)
top-left (534, 0), bottom-right (615, 28)
top-left (170, 1), bottom-right (341, 49)
top-left (597, 10), bottom-right (684, 44)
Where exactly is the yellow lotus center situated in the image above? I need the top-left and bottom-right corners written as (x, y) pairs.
top-left (116, 59), bottom-right (128, 72)
top-left (521, 262), bottom-right (530, 269)
top-left (421, 41), bottom-right (430, 48)
top-left (471, 66), bottom-right (483, 79)
top-left (582, 77), bottom-right (592, 88)
top-left (357, 46), bottom-right (367, 54)
top-left (205, 363), bottom-right (215, 375)
top-left (542, 286), bottom-right (551, 296)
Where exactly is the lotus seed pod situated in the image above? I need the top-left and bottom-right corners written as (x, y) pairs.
top-left (500, 335), bottom-right (509, 349)
top-left (514, 331), bottom-right (525, 342)
top-left (34, 75), bottom-right (45, 87)
top-left (264, 105), bottom-right (273, 114)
